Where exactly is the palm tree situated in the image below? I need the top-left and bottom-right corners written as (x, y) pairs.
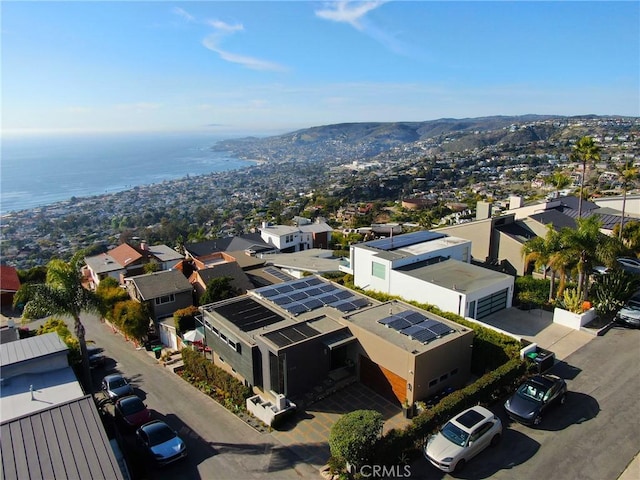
top-left (522, 224), bottom-right (562, 301)
top-left (559, 216), bottom-right (605, 299)
top-left (545, 171), bottom-right (572, 198)
top-left (572, 136), bottom-right (601, 218)
top-left (617, 160), bottom-right (638, 239)
top-left (14, 259), bottom-right (102, 392)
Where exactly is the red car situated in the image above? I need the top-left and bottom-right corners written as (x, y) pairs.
top-left (114, 395), bottom-right (151, 429)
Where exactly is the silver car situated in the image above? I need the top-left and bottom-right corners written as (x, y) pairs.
top-left (136, 420), bottom-right (187, 466)
top-left (424, 405), bottom-right (502, 473)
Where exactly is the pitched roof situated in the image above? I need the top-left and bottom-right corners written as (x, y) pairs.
top-left (108, 243), bottom-right (144, 267)
top-left (1, 332), bottom-right (67, 367)
top-left (0, 396), bottom-right (124, 480)
top-left (147, 244), bottom-right (184, 263)
top-left (127, 269), bottom-right (192, 300)
top-left (185, 234), bottom-right (274, 257)
top-left (0, 265), bottom-right (21, 293)
top-left (196, 263), bottom-right (255, 294)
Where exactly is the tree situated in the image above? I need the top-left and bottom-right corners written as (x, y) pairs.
top-left (329, 409), bottom-right (383, 469)
top-left (589, 271), bottom-right (640, 321)
top-left (572, 137), bottom-right (601, 218)
top-left (174, 305), bottom-right (200, 334)
top-left (559, 216), bottom-right (605, 299)
top-left (112, 300), bottom-right (150, 343)
top-left (37, 318), bottom-right (81, 365)
top-left (95, 277), bottom-right (130, 321)
top-left (13, 259), bottom-right (102, 391)
top-left (522, 224), bottom-right (562, 301)
top-left (200, 277), bottom-right (238, 305)
top-left (545, 171), bottom-right (571, 197)
top-left (617, 161), bottom-right (638, 239)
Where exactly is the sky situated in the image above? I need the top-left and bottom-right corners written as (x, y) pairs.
top-left (2, 0), bottom-right (639, 136)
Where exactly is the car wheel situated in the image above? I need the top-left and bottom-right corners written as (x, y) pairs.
top-left (490, 433), bottom-right (501, 447)
top-left (533, 414), bottom-right (542, 425)
top-left (560, 394), bottom-right (567, 405)
top-left (454, 459), bottom-right (466, 473)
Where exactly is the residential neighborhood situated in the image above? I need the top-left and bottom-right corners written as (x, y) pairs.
top-left (1, 116), bottom-right (639, 480)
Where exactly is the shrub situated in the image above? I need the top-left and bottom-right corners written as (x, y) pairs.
top-left (329, 410), bottom-right (384, 469)
top-left (174, 305), bottom-right (199, 334)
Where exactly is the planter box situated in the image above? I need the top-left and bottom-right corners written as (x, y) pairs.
top-left (553, 307), bottom-right (597, 330)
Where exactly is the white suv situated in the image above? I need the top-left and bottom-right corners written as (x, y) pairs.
top-left (424, 405), bottom-right (502, 473)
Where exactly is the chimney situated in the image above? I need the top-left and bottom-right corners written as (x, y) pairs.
top-left (140, 241), bottom-right (148, 251)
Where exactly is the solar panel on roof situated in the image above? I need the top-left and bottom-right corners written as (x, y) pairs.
top-left (412, 329), bottom-right (438, 344)
top-left (289, 280), bottom-right (310, 291)
top-left (334, 302), bottom-right (357, 313)
top-left (257, 286), bottom-right (281, 298)
top-left (351, 298), bottom-right (369, 308)
top-left (263, 322), bottom-right (321, 348)
top-left (301, 298), bottom-right (323, 310)
top-left (318, 284), bottom-right (336, 293)
top-left (403, 312), bottom-right (428, 324)
top-left (318, 293), bottom-right (340, 304)
top-left (275, 284), bottom-right (295, 294)
top-left (427, 323), bottom-right (454, 336)
top-left (264, 267), bottom-right (294, 282)
top-left (377, 315), bottom-right (397, 326)
top-left (365, 231), bottom-right (446, 251)
top-left (388, 318), bottom-right (412, 330)
top-left (212, 298), bottom-right (284, 332)
top-left (303, 277), bottom-right (323, 287)
top-left (284, 302), bottom-right (308, 315)
top-left (304, 287), bottom-right (323, 297)
top-left (400, 324), bottom-right (427, 336)
top-left (272, 295), bottom-right (294, 306)
top-left (334, 290), bottom-right (353, 300)
top-left (288, 291), bottom-right (308, 301)
top-left (418, 319), bottom-right (441, 330)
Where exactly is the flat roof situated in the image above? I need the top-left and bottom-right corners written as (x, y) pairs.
top-left (84, 253), bottom-right (123, 274)
top-left (1, 332), bottom-right (68, 367)
top-left (397, 258), bottom-right (513, 293)
top-left (0, 367), bottom-right (85, 423)
top-left (206, 297), bottom-right (286, 332)
top-left (343, 300), bottom-right (470, 354)
top-left (358, 230), bottom-right (470, 260)
top-left (1, 396), bottom-right (124, 480)
top-left (263, 249), bottom-right (344, 273)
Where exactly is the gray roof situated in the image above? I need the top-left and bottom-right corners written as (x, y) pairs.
top-left (147, 244), bottom-right (184, 263)
top-left (298, 222), bottom-right (333, 234)
top-left (84, 253), bottom-right (123, 275)
top-left (1, 396), bottom-right (124, 480)
top-left (197, 263), bottom-right (255, 294)
top-left (185, 234), bottom-right (274, 257)
top-left (127, 269), bottom-right (192, 301)
top-left (1, 333), bottom-right (67, 367)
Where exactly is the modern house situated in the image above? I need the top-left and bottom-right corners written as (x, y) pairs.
top-left (346, 230), bottom-right (514, 320)
top-left (199, 276), bottom-right (473, 406)
top-left (83, 242), bottom-right (183, 288)
top-left (258, 220), bottom-right (333, 253)
top-left (258, 248), bottom-right (346, 279)
top-left (124, 269), bottom-right (194, 322)
top-left (0, 333), bottom-right (126, 479)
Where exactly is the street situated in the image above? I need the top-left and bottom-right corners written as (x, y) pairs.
top-left (410, 325), bottom-right (640, 480)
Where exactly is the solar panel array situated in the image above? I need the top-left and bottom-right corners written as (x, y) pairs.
top-left (209, 298), bottom-right (285, 332)
top-left (263, 323), bottom-right (321, 348)
top-left (364, 230), bottom-right (446, 251)
top-left (377, 310), bottom-right (454, 344)
top-left (264, 266), bottom-right (295, 282)
top-left (255, 277), bottom-right (369, 316)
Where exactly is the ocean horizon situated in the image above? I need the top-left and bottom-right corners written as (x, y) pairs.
top-left (0, 131), bottom-right (254, 215)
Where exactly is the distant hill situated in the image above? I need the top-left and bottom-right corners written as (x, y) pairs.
top-left (212, 115), bottom-right (630, 162)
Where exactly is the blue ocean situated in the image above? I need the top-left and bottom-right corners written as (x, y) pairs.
top-left (0, 131), bottom-right (252, 215)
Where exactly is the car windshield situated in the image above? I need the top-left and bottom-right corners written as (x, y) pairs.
top-left (517, 381), bottom-right (546, 401)
top-left (440, 421), bottom-right (469, 447)
top-left (109, 378), bottom-right (127, 389)
top-left (120, 398), bottom-right (144, 415)
top-left (147, 424), bottom-right (176, 446)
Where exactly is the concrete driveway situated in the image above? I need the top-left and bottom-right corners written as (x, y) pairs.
top-left (475, 307), bottom-right (596, 360)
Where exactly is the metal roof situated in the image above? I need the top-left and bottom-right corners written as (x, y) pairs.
top-left (0, 333), bottom-right (67, 367)
top-left (1, 396), bottom-right (125, 480)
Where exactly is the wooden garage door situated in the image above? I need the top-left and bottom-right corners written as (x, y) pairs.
top-left (359, 355), bottom-right (406, 405)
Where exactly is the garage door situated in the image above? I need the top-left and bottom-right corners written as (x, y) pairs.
top-left (359, 355), bottom-right (406, 405)
top-left (475, 288), bottom-right (508, 319)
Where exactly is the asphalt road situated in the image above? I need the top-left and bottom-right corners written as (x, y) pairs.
top-left (410, 325), bottom-right (640, 480)
top-left (76, 313), bottom-right (317, 480)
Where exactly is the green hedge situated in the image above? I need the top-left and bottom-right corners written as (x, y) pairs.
top-left (181, 348), bottom-right (251, 410)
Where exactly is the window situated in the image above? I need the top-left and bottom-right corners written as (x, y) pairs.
top-left (450, 368), bottom-right (458, 376)
top-left (440, 373), bottom-right (449, 382)
top-left (429, 378), bottom-right (438, 387)
top-left (372, 261), bottom-right (386, 280)
top-left (220, 332), bottom-right (228, 342)
top-left (154, 294), bottom-right (175, 305)
top-left (228, 338), bottom-right (237, 350)
top-left (211, 326), bottom-right (219, 336)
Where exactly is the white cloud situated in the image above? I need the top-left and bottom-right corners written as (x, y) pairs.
top-left (203, 34), bottom-right (287, 72)
top-left (206, 19), bottom-right (244, 33)
top-left (172, 7), bottom-right (195, 23)
top-left (315, 1), bottom-right (386, 31)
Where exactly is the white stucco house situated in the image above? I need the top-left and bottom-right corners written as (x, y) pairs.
top-left (344, 230), bottom-right (514, 319)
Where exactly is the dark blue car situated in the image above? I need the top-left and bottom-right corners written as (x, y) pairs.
top-left (504, 374), bottom-right (567, 426)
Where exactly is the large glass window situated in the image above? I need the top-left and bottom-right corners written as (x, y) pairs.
top-left (155, 294), bottom-right (175, 305)
top-left (372, 261), bottom-right (386, 279)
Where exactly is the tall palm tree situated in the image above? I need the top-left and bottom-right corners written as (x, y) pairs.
top-left (572, 136), bottom-right (601, 218)
top-left (522, 224), bottom-right (562, 301)
top-left (545, 171), bottom-right (572, 198)
top-left (559, 216), bottom-right (604, 299)
top-left (617, 160), bottom-right (638, 239)
top-left (14, 259), bottom-right (102, 392)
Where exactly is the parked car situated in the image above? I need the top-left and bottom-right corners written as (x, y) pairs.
top-left (136, 420), bottom-right (187, 466)
top-left (114, 395), bottom-right (151, 429)
top-left (615, 294), bottom-right (640, 328)
top-left (617, 257), bottom-right (640, 274)
top-left (504, 374), bottom-right (567, 426)
top-left (102, 374), bottom-right (134, 402)
top-left (424, 405), bottom-right (502, 473)
top-left (87, 346), bottom-right (106, 369)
